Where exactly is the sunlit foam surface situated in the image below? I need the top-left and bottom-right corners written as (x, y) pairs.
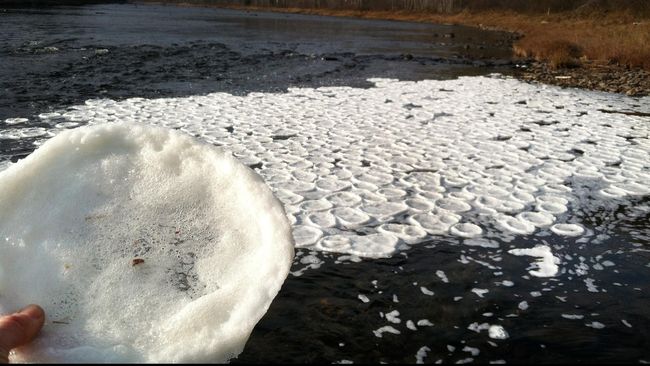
top-left (3, 75), bottom-right (647, 258)
top-left (1, 75), bottom-right (649, 362)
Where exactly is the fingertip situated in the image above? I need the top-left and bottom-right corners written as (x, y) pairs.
top-left (19, 305), bottom-right (45, 322)
top-left (0, 304), bottom-right (46, 353)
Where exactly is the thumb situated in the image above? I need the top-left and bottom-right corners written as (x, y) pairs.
top-left (0, 305), bottom-right (45, 364)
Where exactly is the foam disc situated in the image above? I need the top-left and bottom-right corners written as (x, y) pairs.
top-left (0, 123), bottom-right (294, 363)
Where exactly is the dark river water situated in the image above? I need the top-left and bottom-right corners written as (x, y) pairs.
top-left (1, 3), bottom-right (649, 364)
top-left (0, 2), bottom-right (514, 123)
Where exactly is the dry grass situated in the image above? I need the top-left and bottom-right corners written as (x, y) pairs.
top-left (196, 4), bottom-right (650, 71)
top-left (492, 11), bottom-right (650, 70)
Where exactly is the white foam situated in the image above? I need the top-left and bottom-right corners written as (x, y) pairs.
top-left (293, 225), bottom-right (324, 247)
top-left (406, 320), bottom-right (417, 331)
top-left (408, 212), bottom-right (459, 235)
top-left (4, 117), bottom-right (28, 125)
top-left (377, 224), bottom-right (427, 244)
top-left (508, 245), bottom-right (559, 277)
top-left (450, 223), bottom-right (483, 238)
top-left (436, 197), bottom-right (472, 213)
top-left (516, 211), bottom-right (555, 228)
top-left (550, 223), bottom-right (585, 237)
top-left (2, 76), bottom-right (648, 266)
top-left (305, 211), bottom-right (337, 228)
top-left (358, 294), bottom-right (370, 303)
top-left (386, 310), bottom-right (401, 324)
top-left (415, 346), bottom-right (431, 364)
top-left (0, 124), bottom-right (294, 362)
top-left (488, 325), bottom-right (509, 340)
top-left (496, 215), bottom-right (536, 235)
top-left (436, 270), bottom-right (449, 283)
top-left (372, 325), bottom-right (401, 338)
top-left (586, 321), bottom-right (606, 329)
top-left (471, 288), bottom-right (489, 298)
top-left (330, 207), bottom-right (371, 228)
top-left (536, 202), bottom-right (568, 215)
top-left (417, 319), bottom-right (434, 327)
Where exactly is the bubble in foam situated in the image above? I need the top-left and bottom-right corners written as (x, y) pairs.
top-left (598, 186), bottom-right (627, 198)
top-left (613, 182), bottom-right (650, 196)
top-left (516, 211), bottom-right (555, 228)
top-left (315, 177), bottom-right (351, 192)
top-left (325, 191), bottom-right (362, 207)
top-left (536, 202), bottom-right (568, 215)
top-left (436, 197), bottom-right (472, 213)
top-left (348, 233), bottom-right (400, 258)
top-left (550, 223), bottom-right (585, 237)
top-left (299, 199), bottom-right (333, 212)
top-left (4, 117), bottom-right (28, 125)
top-left (404, 197), bottom-right (436, 212)
top-left (408, 212), bottom-right (459, 235)
top-left (18, 127), bottom-right (50, 138)
top-left (331, 207), bottom-right (371, 228)
top-left (378, 187), bottom-right (407, 199)
top-left (0, 123), bottom-right (294, 362)
top-left (377, 223), bottom-right (427, 244)
top-left (306, 211), bottom-right (337, 228)
top-left (360, 201), bottom-right (409, 220)
top-left (55, 122), bottom-right (81, 129)
top-left (293, 225), bottom-right (324, 247)
top-left (316, 235), bottom-right (353, 253)
top-left (450, 223), bottom-right (483, 238)
top-left (496, 215), bottom-right (536, 235)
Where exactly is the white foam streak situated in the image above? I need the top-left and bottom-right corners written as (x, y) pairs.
top-left (508, 245), bottom-right (560, 277)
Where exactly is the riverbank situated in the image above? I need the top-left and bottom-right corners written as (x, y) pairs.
top-left (518, 61), bottom-right (650, 97)
top-left (142, 2), bottom-right (649, 96)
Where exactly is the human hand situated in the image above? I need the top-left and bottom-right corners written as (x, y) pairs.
top-left (0, 305), bottom-right (45, 364)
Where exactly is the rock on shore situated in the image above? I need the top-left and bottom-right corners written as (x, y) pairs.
top-left (517, 61), bottom-right (649, 97)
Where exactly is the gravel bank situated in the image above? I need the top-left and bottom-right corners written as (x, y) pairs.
top-left (516, 62), bottom-right (649, 97)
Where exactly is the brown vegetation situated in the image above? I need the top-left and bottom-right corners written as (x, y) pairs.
top-left (479, 11), bottom-right (650, 71)
top-left (147, 1), bottom-right (650, 71)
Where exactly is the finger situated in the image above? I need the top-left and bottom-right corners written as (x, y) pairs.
top-left (0, 305), bottom-right (45, 364)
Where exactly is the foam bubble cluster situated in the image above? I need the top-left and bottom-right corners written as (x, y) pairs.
top-left (1, 75), bottom-right (648, 268)
top-left (0, 123), bottom-right (294, 362)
